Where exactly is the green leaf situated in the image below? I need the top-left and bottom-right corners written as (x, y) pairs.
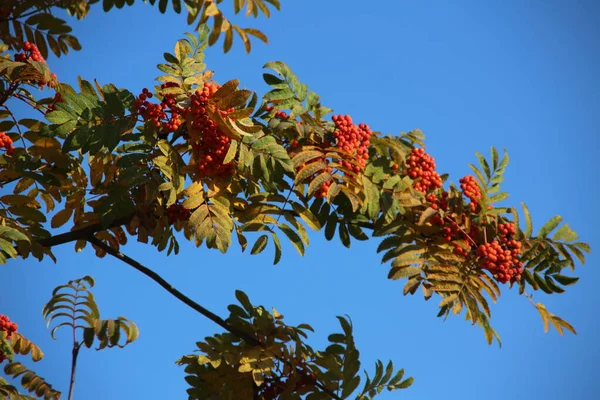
top-left (538, 216), bottom-right (563, 238)
top-left (396, 376), bottom-right (414, 389)
top-left (388, 266), bottom-right (421, 280)
top-left (250, 234), bottom-right (268, 255)
top-left (522, 202), bottom-right (533, 238)
top-left (489, 192), bottom-right (509, 204)
top-left (552, 274), bottom-right (579, 286)
top-left (552, 223), bottom-right (578, 242)
top-left (278, 223), bottom-right (305, 256)
top-left (46, 110), bottom-right (73, 124)
top-left (475, 152), bottom-right (491, 180)
top-left (271, 232), bottom-right (282, 265)
top-left (491, 146), bottom-right (499, 170)
top-left (291, 202), bottom-right (321, 231)
top-left (235, 290), bottom-right (253, 315)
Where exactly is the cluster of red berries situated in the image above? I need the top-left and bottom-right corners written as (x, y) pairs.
top-left (407, 148), bottom-right (442, 192)
top-left (14, 42), bottom-right (57, 88)
top-left (166, 204), bottom-right (191, 224)
top-left (459, 175), bottom-right (481, 213)
top-left (475, 223), bottom-right (523, 283)
top-left (309, 115), bottom-right (372, 199)
top-left (0, 314), bottom-right (17, 339)
top-left (265, 105), bottom-right (289, 120)
top-left (14, 41), bottom-right (44, 62)
top-left (426, 191), bottom-right (449, 211)
top-left (314, 179), bottom-right (333, 199)
top-left (159, 83), bottom-right (184, 132)
top-left (0, 314), bottom-right (17, 362)
top-left (331, 115), bottom-right (371, 174)
top-left (188, 82), bottom-right (235, 178)
top-left (0, 132), bottom-right (15, 155)
top-left (135, 83), bottom-right (185, 132)
top-left (135, 88), bottom-right (161, 128)
top-left (45, 92), bottom-right (63, 114)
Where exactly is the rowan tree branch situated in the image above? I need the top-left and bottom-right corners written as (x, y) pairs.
top-left (34, 207), bottom-right (376, 250)
top-left (87, 235), bottom-right (250, 340)
top-left (36, 213), bottom-right (136, 248)
top-left (86, 236), bottom-right (343, 400)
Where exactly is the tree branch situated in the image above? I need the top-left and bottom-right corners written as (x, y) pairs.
top-left (36, 213), bottom-right (136, 248)
top-left (86, 236), bottom-right (257, 343)
top-left (86, 236), bottom-right (343, 400)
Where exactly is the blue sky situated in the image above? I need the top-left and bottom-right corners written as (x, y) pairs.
top-left (2, 0), bottom-right (599, 399)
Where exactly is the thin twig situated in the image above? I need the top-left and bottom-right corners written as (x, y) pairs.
top-left (86, 236), bottom-right (257, 342)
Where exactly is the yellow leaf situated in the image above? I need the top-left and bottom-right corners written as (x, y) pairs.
top-left (75, 240), bottom-right (86, 252)
top-left (252, 370), bottom-right (264, 386)
top-left (536, 303), bottom-right (550, 333)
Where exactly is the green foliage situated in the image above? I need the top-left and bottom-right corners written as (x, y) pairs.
top-left (43, 276), bottom-right (139, 349)
top-left (178, 291), bottom-right (412, 399)
top-left (0, 0), bottom-right (278, 58)
top-left (2, 362), bottom-right (60, 400)
top-left (0, 0), bottom-right (82, 59)
top-left (0, 2), bottom-right (592, 398)
top-left (0, 331), bottom-right (59, 400)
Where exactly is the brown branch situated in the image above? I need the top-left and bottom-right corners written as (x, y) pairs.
top-left (36, 213), bottom-right (136, 248)
top-left (0, 82), bottom-right (18, 106)
top-left (87, 236), bottom-right (256, 343)
top-left (0, 0), bottom-right (64, 23)
top-left (86, 237), bottom-right (343, 400)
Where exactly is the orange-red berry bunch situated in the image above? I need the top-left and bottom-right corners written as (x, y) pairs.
top-left (0, 314), bottom-right (17, 362)
top-left (135, 84), bottom-right (185, 133)
top-left (475, 222), bottom-right (523, 283)
top-left (265, 105), bottom-right (289, 120)
top-left (188, 82), bottom-right (235, 178)
top-left (0, 132), bottom-right (15, 155)
top-left (476, 241), bottom-right (522, 284)
top-left (14, 41), bottom-right (44, 62)
top-left (166, 204), bottom-right (191, 224)
top-left (14, 42), bottom-right (57, 88)
top-left (407, 148), bottom-right (442, 193)
top-left (426, 191), bottom-right (448, 211)
top-left (0, 314), bottom-right (17, 339)
top-left (135, 88), bottom-right (162, 127)
top-left (459, 175), bottom-right (481, 213)
top-left (331, 115), bottom-right (371, 174)
top-left (314, 179), bottom-right (332, 199)
top-left (158, 82), bottom-right (184, 132)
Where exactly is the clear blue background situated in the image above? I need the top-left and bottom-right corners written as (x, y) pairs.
top-left (2, 0), bottom-right (599, 399)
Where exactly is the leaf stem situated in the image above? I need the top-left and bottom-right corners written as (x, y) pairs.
top-left (67, 342), bottom-right (81, 400)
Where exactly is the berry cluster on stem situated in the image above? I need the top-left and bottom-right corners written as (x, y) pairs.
top-left (407, 148), bottom-right (442, 192)
top-left (310, 114), bottom-right (373, 199)
top-left (476, 222), bottom-right (523, 283)
top-left (0, 132), bottom-right (15, 155)
top-left (188, 82), bottom-right (235, 178)
top-left (266, 105), bottom-right (289, 120)
top-left (14, 42), bottom-right (57, 88)
top-left (331, 114), bottom-right (371, 173)
top-left (0, 314), bottom-right (17, 362)
top-left (459, 175), bottom-right (481, 212)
